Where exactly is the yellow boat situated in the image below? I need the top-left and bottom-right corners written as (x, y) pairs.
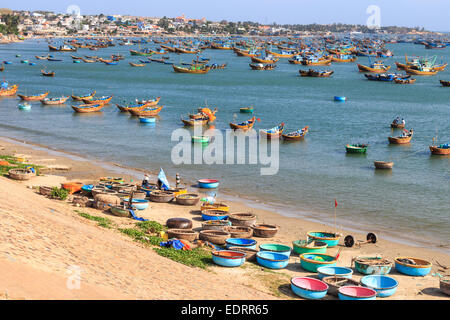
top-left (201, 202), bottom-right (230, 212)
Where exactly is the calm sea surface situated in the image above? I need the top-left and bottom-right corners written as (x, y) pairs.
top-left (0, 39), bottom-right (449, 251)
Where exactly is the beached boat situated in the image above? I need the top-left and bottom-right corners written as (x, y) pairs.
top-left (249, 63), bottom-right (276, 70)
top-left (282, 126), bottom-right (309, 141)
top-left (229, 116), bottom-right (257, 131)
top-left (0, 84), bottom-right (18, 96)
top-left (18, 92), bottom-right (49, 101)
top-left (41, 69), bottom-right (55, 77)
top-left (82, 95), bottom-right (113, 105)
top-left (346, 144), bottom-right (368, 154)
top-left (128, 105), bottom-right (163, 117)
top-left (72, 103), bottom-right (104, 113)
top-left (173, 64), bottom-right (210, 74)
top-left (394, 257), bottom-right (432, 276)
top-left (299, 69), bottom-right (333, 77)
top-left (429, 143), bottom-right (450, 155)
top-left (388, 129), bottom-right (413, 144)
top-left (40, 96), bottom-right (69, 105)
top-left (260, 123), bottom-right (285, 139)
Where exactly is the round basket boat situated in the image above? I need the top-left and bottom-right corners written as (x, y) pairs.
top-left (292, 240), bottom-right (328, 255)
top-left (224, 226), bottom-right (253, 238)
top-left (93, 188), bottom-right (119, 198)
top-left (8, 168), bottom-right (35, 181)
top-left (317, 266), bottom-right (353, 280)
top-left (225, 238), bottom-right (257, 250)
top-left (227, 247), bottom-right (258, 261)
top-left (175, 193), bottom-right (200, 206)
top-left (374, 161), bottom-right (394, 169)
top-left (394, 257), bottom-right (432, 277)
top-left (148, 190), bottom-right (175, 203)
top-left (440, 276), bottom-right (450, 296)
top-left (252, 224), bottom-right (278, 238)
top-left (201, 209), bottom-right (229, 221)
top-left (121, 198), bottom-right (149, 210)
top-left (353, 256), bottom-right (392, 275)
top-left (211, 250), bottom-right (246, 267)
top-left (338, 286), bottom-right (377, 300)
top-left (307, 231), bottom-right (341, 248)
top-left (259, 243), bottom-right (292, 258)
top-left (200, 202), bottom-right (229, 212)
top-left (110, 205), bottom-right (131, 218)
top-left (129, 191), bottom-right (147, 199)
top-left (100, 177), bottom-right (124, 184)
top-left (166, 217), bottom-right (193, 229)
top-left (197, 179), bottom-right (219, 189)
top-left (322, 276), bottom-right (361, 297)
top-left (199, 230), bottom-right (231, 245)
top-left (111, 183), bottom-right (136, 193)
top-left (290, 277), bottom-right (329, 300)
top-left (201, 220), bottom-right (231, 231)
top-left (360, 275), bottom-right (398, 298)
top-left (166, 229), bottom-right (198, 242)
top-left (300, 253), bottom-right (337, 272)
top-left (228, 212), bottom-right (257, 227)
top-left (140, 184), bottom-right (158, 196)
top-left (256, 251), bottom-right (289, 269)
top-left (39, 186), bottom-right (54, 196)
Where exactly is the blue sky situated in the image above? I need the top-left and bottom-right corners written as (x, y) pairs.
top-left (9, 0), bottom-right (450, 31)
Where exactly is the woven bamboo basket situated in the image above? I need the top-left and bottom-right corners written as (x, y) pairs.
top-left (199, 230), bottom-right (231, 245)
top-left (8, 168), bottom-right (35, 181)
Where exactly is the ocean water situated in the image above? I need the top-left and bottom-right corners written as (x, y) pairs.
top-left (0, 39), bottom-right (449, 251)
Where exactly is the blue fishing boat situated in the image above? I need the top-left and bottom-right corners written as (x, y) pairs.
top-left (211, 250), bottom-right (246, 267)
top-left (317, 266), bottom-right (353, 280)
top-left (225, 238), bottom-right (257, 250)
top-left (334, 96), bottom-right (346, 102)
top-left (394, 257), bottom-right (432, 276)
top-left (299, 253), bottom-right (337, 272)
top-left (338, 286), bottom-right (377, 300)
top-left (360, 275), bottom-right (398, 298)
top-left (28, 62), bottom-right (36, 66)
top-left (104, 61), bottom-right (119, 65)
top-left (364, 73), bottom-right (396, 82)
top-left (21, 60), bottom-right (29, 64)
top-left (259, 243), bottom-right (292, 258)
top-left (198, 179), bottom-right (219, 188)
top-left (256, 251), bottom-right (289, 269)
top-left (138, 59), bottom-right (151, 64)
top-left (290, 277), bottom-right (329, 300)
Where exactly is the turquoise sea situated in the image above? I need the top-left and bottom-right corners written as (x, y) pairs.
top-left (0, 39), bottom-right (449, 252)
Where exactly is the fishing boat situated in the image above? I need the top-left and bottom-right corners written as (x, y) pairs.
top-left (0, 84), bottom-right (18, 96)
top-left (129, 62), bottom-right (146, 67)
top-left (41, 69), bottom-right (55, 77)
top-left (346, 144), bottom-right (368, 154)
top-left (374, 161), bottom-right (394, 169)
top-left (394, 78), bottom-right (416, 84)
top-left (249, 63), bottom-right (276, 70)
top-left (72, 103), bottom-right (104, 113)
top-left (103, 61), bottom-right (119, 66)
top-left (82, 58), bottom-right (96, 63)
top-left (357, 61), bottom-right (391, 73)
top-left (40, 96), bottom-right (69, 105)
top-left (173, 64), bottom-right (210, 74)
top-left (128, 105), bottom-right (163, 117)
top-left (394, 257), bottom-right (432, 276)
top-left (391, 118), bottom-right (405, 128)
top-left (82, 95), bottom-right (113, 105)
top-left (299, 69), bottom-right (333, 77)
top-left (181, 118), bottom-right (209, 126)
top-left (18, 92), bottom-right (49, 101)
top-left (139, 116), bottom-right (156, 123)
top-left (405, 67), bottom-right (438, 76)
top-left (135, 96), bottom-right (161, 106)
top-left (260, 123), bottom-right (285, 139)
top-left (388, 129), bottom-right (413, 144)
top-left (229, 116), bottom-right (257, 131)
top-left (116, 102), bottom-right (150, 112)
top-left (35, 55), bottom-right (50, 60)
top-left (18, 103), bottom-right (31, 110)
top-left (72, 91), bottom-right (96, 101)
top-left (439, 80), bottom-right (450, 87)
top-left (330, 54), bottom-right (357, 63)
top-left (240, 107), bottom-right (253, 113)
top-left (282, 126), bottom-right (309, 141)
top-left (429, 142), bottom-right (450, 155)
top-left (364, 73), bottom-right (396, 82)
top-left (301, 58), bottom-right (332, 66)
top-left (251, 56), bottom-right (279, 64)
top-left (265, 50), bottom-right (296, 58)
top-left (129, 49), bottom-right (153, 56)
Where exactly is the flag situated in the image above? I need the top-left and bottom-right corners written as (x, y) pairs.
top-left (334, 199), bottom-right (338, 207)
top-left (157, 168), bottom-right (170, 190)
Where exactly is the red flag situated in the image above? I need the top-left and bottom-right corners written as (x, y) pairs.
top-left (334, 199), bottom-right (338, 207)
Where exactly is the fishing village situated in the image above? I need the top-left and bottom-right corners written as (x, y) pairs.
top-left (0, 6), bottom-right (449, 302)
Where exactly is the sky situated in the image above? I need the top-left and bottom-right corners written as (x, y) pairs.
top-left (7, 0), bottom-right (450, 32)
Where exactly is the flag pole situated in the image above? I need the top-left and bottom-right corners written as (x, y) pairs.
top-left (334, 198), bottom-right (337, 235)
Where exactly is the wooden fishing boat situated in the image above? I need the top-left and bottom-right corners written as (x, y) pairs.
top-left (82, 58), bottom-right (96, 63)
top-left (229, 116), bottom-right (257, 131)
top-left (181, 117), bottom-right (209, 126)
top-left (394, 78), bottom-right (416, 84)
top-left (128, 105), bottom-right (163, 117)
top-left (405, 67), bottom-right (438, 76)
top-left (439, 80), bottom-right (450, 87)
top-left (388, 129), bottom-right (413, 144)
top-left (330, 55), bottom-right (357, 63)
top-left (82, 95), bottom-right (113, 105)
top-left (429, 143), bottom-right (450, 155)
top-left (103, 61), bottom-right (119, 66)
top-left (364, 73), bottom-right (396, 82)
top-left (116, 102), bottom-right (149, 112)
top-left (41, 69), bottom-right (55, 77)
top-left (299, 69), bottom-right (333, 77)
top-left (129, 62), bottom-right (146, 67)
top-left (374, 161), bottom-right (394, 169)
top-left (35, 55), bottom-right (50, 60)
top-left (71, 55), bottom-right (83, 60)
top-left (18, 92), bottom-right (49, 101)
top-left (135, 96), bottom-right (161, 106)
top-left (175, 47), bottom-right (200, 54)
top-left (265, 50), bottom-right (295, 58)
top-left (251, 56), bottom-right (279, 64)
top-left (249, 63), bottom-right (276, 70)
top-left (72, 103), bottom-right (104, 113)
top-left (235, 49), bottom-right (258, 57)
top-left (282, 126), bottom-right (309, 141)
top-left (357, 63), bottom-right (391, 73)
top-left (346, 144), bottom-right (368, 154)
top-left (0, 85), bottom-right (18, 96)
top-left (301, 58), bottom-right (332, 66)
top-left (129, 49), bottom-right (152, 56)
top-left (391, 120), bottom-right (405, 129)
top-left (72, 91), bottom-right (96, 101)
top-left (173, 65), bottom-right (210, 74)
top-left (40, 96), bottom-right (69, 105)
top-left (260, 123), bottom-right (285, 139)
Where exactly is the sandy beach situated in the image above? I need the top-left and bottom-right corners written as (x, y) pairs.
top-left (0, 136), bottom-right (449, 300)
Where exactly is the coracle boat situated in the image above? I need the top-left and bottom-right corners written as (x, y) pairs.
top-left (148, 190), bottom-right (175, 203)
top-left (292, 240), bottom-right (328, 255)
top-left (256, 251), bottom-right (289, 269)
top-left (200, 201), bottom-right (228, 211)
top-left (360, 275), bottom-right (398, 298)
top-left (227, 213), bottom-right (257, 227)
top-left (139, 117), bottom-right (156, 123)
top-left (307, 231), bottom-right (341, 247)
top-left (211, 250), bottom-right (246, 267)
top-left (317, 266), bottom-right (353, 280)
top-left (259, 243), bottom-right (291, 258)
top-left (18, 92), bottom-right (49, 101)
top-left (439, 80), bottom-right (450, 87)
top-left (290, 277), bottom-right (329, 300)
top-left (72, 103), bottom-right (104, 113)
top-left (357, 62), bottom-right (391, 73)
top-left (110, 205), bottom-right (131, 218)
top-left (282, 126), bottom-right (308, 141)
top-left (229, 116), bottom-right (257, 131)
top-left (394, 257), bottom-right (432, 276)
top-left (198, 179), bottom-right (220, 189)
top-left (199, 230), bottom-right (231, 245)
top-left (0, 85), bottom-right (19, 96)
top-left (429, 142), bottom-right (450, 155)
top-left (201, 209), bottom-right (228, 221)
top-left (201, 220), bottom-right (231, 231)
top-left (240, 107), bottom-right (253, 113)
top-left (374, 161), bottom-right (394, 169)
top-left (323, 277), bottom-right (361, 297)
top-left (300, 253), bottom-right (337, 272)
top-left (338, 286), bottom-right (377, 300)
top-left (346, 144), bottom-right (368, 154)
top-left (252, 223), bottom-right (278, 238)
top-left (352, 256), bottom-right (392, 275)
top-left (8, 168), bottom-right (35, 180)
top-left (260, 123), bottom-right (285, 139)
top-left (173, 64), bottom-right (210, 74)
top-left (41, 70), bottom-right (55, 77)
top-left (388, 129), bottom-right (413, 144)
top-left (40, 96), bottom-right (69, 105)
top-left (299, 69), bottom-right (333, 77)
top-left (224, 226), bottom-right (253, 239)
top-left (175, 193), bottom-right (200, 206)
top-left (166, 229), bottom-right (198, 242)
top-left (440, 276), bottom-right (450, 296)
top-left (72, 91), bottom-right (96, 101)
top-left (82, 95), bottom-right (113, 105)
top-left (166, 217), bottom-right (193, 229)
top-left (129, 105), bottom-right (163, 117)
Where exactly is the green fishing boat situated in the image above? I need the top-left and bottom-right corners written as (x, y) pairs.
top-left (345, 144), bottom-right (368, 154)
top-left (240, 107), bottom-right (254, 113)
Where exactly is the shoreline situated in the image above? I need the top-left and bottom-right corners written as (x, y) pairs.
top-left (1, 134), bottom-right (449, 255)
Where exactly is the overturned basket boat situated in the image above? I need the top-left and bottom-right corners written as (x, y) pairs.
top-left (224, 226), bottom-right (253, 238)
top-left (148, 190), bottom-right (175, 203)
top-left (252, 223), bottom-right (279, 238)
top-left (201, 220), bottom-right (231, 231)
top-left (199, 230), bottom-right (231, 245)
top-left (175, 193), bottom-right (200, 206)
top-left (8, 168), bottom-right (35, 181)
top-left (228, 212), bottom-right (257, 227)
top-left (166, 218), bottom-right (193, 229)
top-left (109, 205), bottom-right (131, 218)
top-left (166, 229), bottom-right (198, 242)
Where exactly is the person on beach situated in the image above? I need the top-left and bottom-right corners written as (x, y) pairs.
top-left (142, 174), bottom-right (150, 186)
